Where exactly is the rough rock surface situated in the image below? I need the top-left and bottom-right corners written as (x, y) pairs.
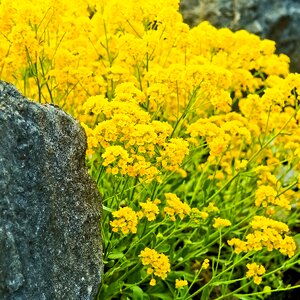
top-left (0, 81), bottom-right (102, 299)
top-left (180, 0), bottom-right (300, 71)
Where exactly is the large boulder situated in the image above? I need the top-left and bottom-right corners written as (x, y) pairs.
top-left (0, 81), bottom-right (102, 299)
top-left (180, 0), bottom-right (300, 72)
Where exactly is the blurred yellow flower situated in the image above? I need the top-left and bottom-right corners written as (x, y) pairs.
top-left (175, 279), bottom-right (188, 289)
top-left (246, 263), bottom-right (266, 285)
top-left (213, 217), bottom-right (232, 229)
top-left (164, 193), bottom-right (191, 221)
top-left (202, 259), bottom-right (210, 270)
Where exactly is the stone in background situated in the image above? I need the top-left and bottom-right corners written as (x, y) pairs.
top-left (180, 0), bottom-right (300, 72)
top-left (0, 81), bottom-right (102, 299)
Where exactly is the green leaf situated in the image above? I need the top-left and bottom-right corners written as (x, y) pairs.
top-left (200, 286), bottom-right (210, 300)
top-left (168, 271), bottom-right (194, 282)
top-left (127, 270), bottom-right (142, 284)
top-left (135, 242), bottom-right (146, 256)
top-left (203, 179), bottom-right (211, 191)
top-left (108, 252), bottom-right (125, 259)
top-left (131, 286), bottom-right (144, 300)
top-left (103, 205), bottom-right (114, 212)
top-left (104, 260), bottom-right (115, 267)
top-left (100, 281), bottom-right (124, 299)
top-left (137, 222), bottom-right (145, 238)
top-left (156, 244), bottom-right (170, 253)
top-left (293, 233), bottom-right (300, 249)
top-left (150, 293), bottom-right (173, 300)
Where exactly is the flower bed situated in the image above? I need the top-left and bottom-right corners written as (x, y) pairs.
top-left (1, 0), bottom-right (299, 299)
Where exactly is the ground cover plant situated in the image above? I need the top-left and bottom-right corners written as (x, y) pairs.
top-left (1, 0), bottom-right (300, 299)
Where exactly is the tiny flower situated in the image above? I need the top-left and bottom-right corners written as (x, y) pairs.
top-left (150, 278), bottom-right (156, 286)
top-left (175, 279), bottom-right (188, 289)
top-left (202, 258), bottom-right (210, 269)
top-left (253, 275), bottom-right (262, 285)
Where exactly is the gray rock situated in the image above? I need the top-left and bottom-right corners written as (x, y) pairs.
top-left (0, 81), bottom-right (102, 299)
top-left (180, 0), bottom-right (300, 72)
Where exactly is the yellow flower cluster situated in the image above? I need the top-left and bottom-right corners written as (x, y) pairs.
top-left (202, 258), bottom-right (210, 270)
top-left (187, 112), bottom-right (251, 161)
top-left (164, 193), bottom-right (191, 221)
top-left (246, 263), bottom-right (266, 285)
top-left (255, 185), bottom-right (291, 210)
top-left (102, 145), bottom-right (132, 175)
top-left (157, 138), bottom-right (189, 173)
top-left (82, 90), bottom-right (190, 181)
top-left (189, 203), bottom-right (220, 224)
top-left (187, 113), bottom-right (251, 173)
top-left (175, 279), bottom-right (188, 289)
top-left (110, 207), bottom-right (138, 234)
top-left (110, 192), bottom-right (221, 234)
top-left (213, 217), bottom-right (232, 229)
top-left (138, 199), bottom-right (161, 221)
top-left (139, 247), bottom-right (171, 282)
top-left (228, 216), bottom-right (296, 257)
top-left (254, 167), bottom-right (293, 211)
top-left (2, 0), bottom-right (299, 193)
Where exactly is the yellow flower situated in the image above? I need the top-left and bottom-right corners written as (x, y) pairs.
top-left (253, 275), bottom-right (262, 285)
top-left (139, 199), bottom-right (161, 221)
top-left (164, 193), bottom-right (191, 221)
top-left (102, 146), bottom-right (131, 167)
top-left (202, 259), bottom-right (210, 270)
top-left (149, 278), bottom-right (156, 286)
top-left (235, 159), bottom-right (248, 170)
top-left (227, 238), bottom-right (248, 254)
top-left (114, 82), bottom-right (146, 103)
top-left (110, 207), bottom-right (138, 234)
top-left (83, 95), bottom-right (109, 115)
top-left (204, 203), bottom-right (219, 213)
top-left (158, 138), bottom-right (189, 172)
top-left (207, 136), bottom-right (228, 157)
top-left (81, 123), bottom-right (99, 156)
top-left (255, 185), bottom-right (291, 210)
top-left (228, 216), bottom-right (296, 257)
top-left (251, 216), bottom-right (289, 233)
top-left (213, 217), bottom-right (232, 229)
top-left (175, 279), bottom-right (188, 289)
top-left (246, 263), bottom-right (265, 285)
top-left (139, 248), bottom-right (171, 280)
